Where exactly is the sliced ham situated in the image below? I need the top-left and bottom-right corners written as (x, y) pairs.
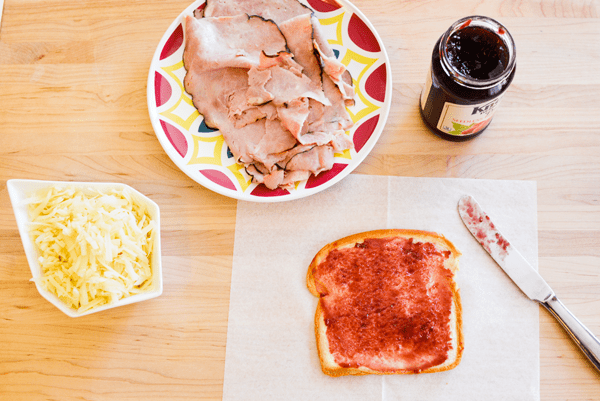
top-left (284, 145), bottom-right (335, 175)
top-left (318, 73), bottom-right (355, 131)
top-left (245, 51), bottom-right (330, 108)
top-left (311, 16), bottom-right (355, 104)
top-left (183, 67), bottom-right (249, 129)
top-left (246, 68), bottom-right (275, 105)
top-left (227, 93), bottom-right (278, 128)
top-left (278, 14), bottom-right (324, 86)
top-left (184, 67), bottom-right (296, 165)
top-left (254, 64), bottom-right (330, 106)
top-left (330, 130), bottom-right (354, 153)
top-left (182, 1), bottom-right (357, 190)
top-left (247, 143), bottom-right (334, 190)
top-left (279, 13), bottom-right (355, 143)
top-left (262, 169), bottom-right (286, 190)
top-left (183, 14), bottom-right (287, 73)
top-left (221, 119), bottom-right (298, 167)
top-left (276, 98), bottom-right (310, 138)
top-left (280, 170), bottom-right (311, 187)
top-left (202, 0), bottom-right (311, 25)
top-left (259, 51), bottom-right (303, 76)
top-left (250, 119), bottom-right (298, 168)
top-left (295, 75), bottom-right (354, 146)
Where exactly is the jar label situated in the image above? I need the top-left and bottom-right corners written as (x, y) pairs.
top-left (436, 96), bottom-right (503, 136)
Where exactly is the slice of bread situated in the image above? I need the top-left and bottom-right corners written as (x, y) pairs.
top-left (307, 229), bottom-right (463, 377)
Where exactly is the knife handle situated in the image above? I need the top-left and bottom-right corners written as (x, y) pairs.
top-left (540, 295), bottom-right (600, 372)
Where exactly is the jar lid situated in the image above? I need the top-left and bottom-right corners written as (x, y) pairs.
top-left (439, 16), bottom-right (516, 89)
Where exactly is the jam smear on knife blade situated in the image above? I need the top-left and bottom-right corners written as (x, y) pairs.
top-left (459, 196), bottom-right (511, 260)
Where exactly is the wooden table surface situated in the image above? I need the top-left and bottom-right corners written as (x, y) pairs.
top-left (1, 0), bottom-right (599, 399)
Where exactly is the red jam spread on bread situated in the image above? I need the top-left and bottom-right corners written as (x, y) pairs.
top-left (314, 237), bottom-right (454, 372)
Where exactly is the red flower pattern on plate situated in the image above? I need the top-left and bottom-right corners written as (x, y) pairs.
top-left (199, 169), bottom-right (237, 191)
top-left (160, 119), bottom-right (188, 158)
top-left (348, 14), bottom-right (380, 52)
top-left (160, 24), bottom-right (184, 60)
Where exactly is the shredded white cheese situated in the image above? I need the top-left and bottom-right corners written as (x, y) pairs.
top-left (26, 185), bottom-right (156, 313)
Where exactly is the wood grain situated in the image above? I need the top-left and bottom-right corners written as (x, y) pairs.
top-left (0, 0), bottom-right (599, 399)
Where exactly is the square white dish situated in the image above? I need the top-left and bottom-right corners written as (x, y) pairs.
top-left (7, 179), bottom-right (163, 318)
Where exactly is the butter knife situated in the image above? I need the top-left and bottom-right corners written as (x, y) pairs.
top-left (458, 195), bottom-right (600, 372)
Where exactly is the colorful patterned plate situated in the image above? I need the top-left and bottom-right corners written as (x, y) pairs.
top-left (147, 0), bottom-right (392, 202)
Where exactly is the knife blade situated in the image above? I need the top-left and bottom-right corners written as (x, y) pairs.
top-left (458, 195), bottom-right (553, 302)
top-left (458, 194), bottom-right (600, 372)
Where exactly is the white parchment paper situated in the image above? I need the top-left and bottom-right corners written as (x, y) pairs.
top-left (223, 175), bottom-right (539, 401)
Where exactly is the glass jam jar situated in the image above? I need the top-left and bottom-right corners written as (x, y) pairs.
top-left (420, 16), bottom-right (516, 141)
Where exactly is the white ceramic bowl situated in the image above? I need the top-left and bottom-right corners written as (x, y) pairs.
top-left (7, 179), bottom-right (163, 318)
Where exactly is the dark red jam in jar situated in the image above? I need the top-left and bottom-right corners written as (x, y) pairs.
top-left (420, 16), bottom-right (516, 141)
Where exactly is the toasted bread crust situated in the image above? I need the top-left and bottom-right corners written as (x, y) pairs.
top-left (307, 229), bottom-right (463, 377)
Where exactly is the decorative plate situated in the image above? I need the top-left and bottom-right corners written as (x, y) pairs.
top-left (147, 0), bottom-right (392, 202)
